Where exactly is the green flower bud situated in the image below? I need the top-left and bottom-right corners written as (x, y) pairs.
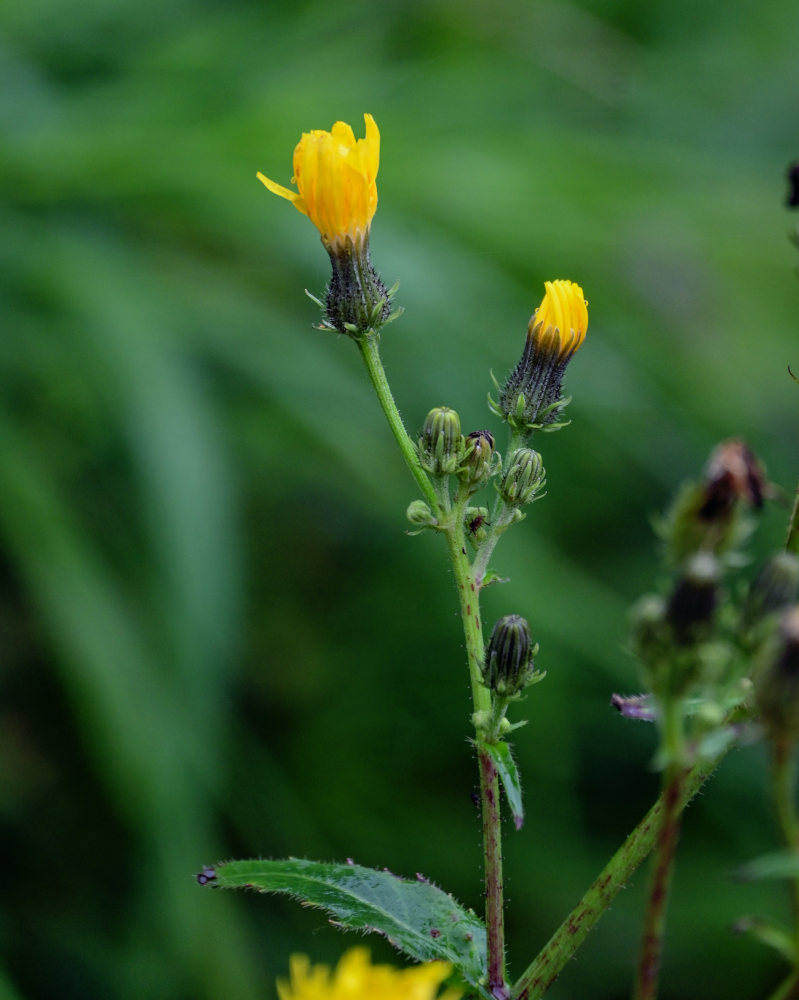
top-left (483, 614), bottom-right (536, 697)
top-left (458, 430), bottom-right (496, 491)
top-left (406, 500), bottom-right (437, 529)
top-left (500, 448), bottom-right (545, 507)
top-left (741, 553), bottom-right (799, 634)
top-left (755, 606), bottom-right (799, 742)
top-left (659, 440), bottom-right (768, 566)
top-left (418, 407), bottom-right (463, 477)
top-left (629, 594), bottom-right (669, 666)
top-left (465, 506), bottom-right (490, 548)
top-left (665, 552), bottom-right (721, 645)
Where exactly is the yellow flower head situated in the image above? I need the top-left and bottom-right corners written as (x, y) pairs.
top-left (528, 279), bottom-right (588, 360)
top-left (257, 114), bottom-right (380, 252)
top-left (495, 278), bottom-right (588, 432)
top-left (277, 948), bottom-right (462, 1000)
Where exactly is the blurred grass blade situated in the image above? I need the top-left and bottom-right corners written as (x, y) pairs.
top-left (732, 915), bottom-right (796, 962)
top-left (735, 849), bottom-right (799, 882)
top-left (203, 858), bottom-right (489, 993)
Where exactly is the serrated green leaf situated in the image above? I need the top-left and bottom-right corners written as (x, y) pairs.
top-left (202, 858), bottom-right (488, 994)
top-left (735, 849), bottom-right (799, 882)
top-left (478, 740), bottom-right (523, 830)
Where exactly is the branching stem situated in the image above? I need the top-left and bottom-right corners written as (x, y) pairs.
top-left (358, 333), bottom-right (507, 993)
top-left (511, 745), bottom-right (727, 1000)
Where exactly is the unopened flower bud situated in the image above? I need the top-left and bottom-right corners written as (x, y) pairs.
top-left (742, 553), bottom-right (799, 634)
top-left (406, 500), bottom-right (436, 528)
top-left (666, 552), bottom-right (721, 644)
top-left (459, 430), bottom-right (496, 491)
top-left (630, 594), bottom-right (669, 664)
top-left (660, 440), bottom-right (768, 565)
top-left (500, 448), bottom-right (545, 506)
top-left (465, 506), bottom-right (490, 547)
top-left (418, 407), bottom-right (463, 477)
top-left (755, 606), bottom-right (799, 742)
top-left (698, 439), bottom-right (766, 520)
top-left (483, 614), bottom-right (536, 697)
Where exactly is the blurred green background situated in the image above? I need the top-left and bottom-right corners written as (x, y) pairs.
top-left (2, 0), bottom-right (799, 997)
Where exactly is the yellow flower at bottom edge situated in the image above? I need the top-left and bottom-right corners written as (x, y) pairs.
top-left (257, 114), bottom-right (380, 253)
top-left (276, 948), bottom-right (462, 1000)
top-left (528, 279), bottom-right (588, 360)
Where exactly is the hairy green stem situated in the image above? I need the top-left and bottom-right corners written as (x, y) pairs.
top-left (480, 745), bottom-right (508, 998)
top-left (445, 509), bottom-right (491, 717)
top-left (358, 336), bottom-right (506, 991)
top-left (472, 503), bottom-right (514, 589)
top-left (357, 335), bottom-right (438, 510)
top-left (772, 740), bottom-right (799, 961)
top-left (633, 763), bottom-right (685, 1000)
top-left (511, 746), bottom-right (727, 1000)
top-left (632, 702), bottom-right (685, 1000)
top-left (445, 502), bottom-right (505, 993)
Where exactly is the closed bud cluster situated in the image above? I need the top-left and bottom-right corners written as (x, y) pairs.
top-left (500, 448), bottom-right (545, 507)
top-left (741, 552), bottom-right (799, 637)
top-left (458, 430), bottom-right (496, 492)
top-left (755, 606), bottom-right (799, 742)
top-left (494, 280), bottom-right (588, 434)
top-left (666, 552), bottom-right (721, 645)
top-left (659, 440), bottom-right (767, 566)
top-left (482, 614), bottom-right (538, 697)
top-left (631, 561), bottom-right (727, 700)
top-left (418, 407), bottom-right (463, 477)
top-left (406, 499), bottom-right (437, 529)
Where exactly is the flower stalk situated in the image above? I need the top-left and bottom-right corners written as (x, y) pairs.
top-left (480, 746), bottom-right (508, 999)
top-left (632, 762), bottom-right (685, 1000)
top-left (771, 739), bottom-right (799, 963)
top-left (511, 741), bottom-right (730, 1000)
top-left (357, 336), bottom-right (439, 511)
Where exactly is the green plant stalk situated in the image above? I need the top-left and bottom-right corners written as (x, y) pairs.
top-left (633, 765), bottom-right (685, 1000)
top-left (511, 744), bottom-right (728, 1000)
top-left (445, 501), bottom-right (492, 718)
top-left (357, 335), bottom-right (438, 510)
top-left (444, 500), bottom-right (507, 993)
top-left (357, 335), bottom-right (505, 992)
top-left (766, 970), bottom-right (799, 1000)
top-left (472, 502), bottom-right (514, 589)
top-left (772, 739), bottom-right (799, 960)
top-left (479, 743), bottom-right (508, 998)
top-left (472, 428), bottom-right (536, 587)
top-left (632, 702), bottom-right (685, 1000)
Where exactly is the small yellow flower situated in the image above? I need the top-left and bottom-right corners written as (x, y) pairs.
top-left (257, 114), bottom-right (380, 252)
top-left (276, 948), bottom-right (462, 1000)
top-left (528, 279), bottom-right (588, 360)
